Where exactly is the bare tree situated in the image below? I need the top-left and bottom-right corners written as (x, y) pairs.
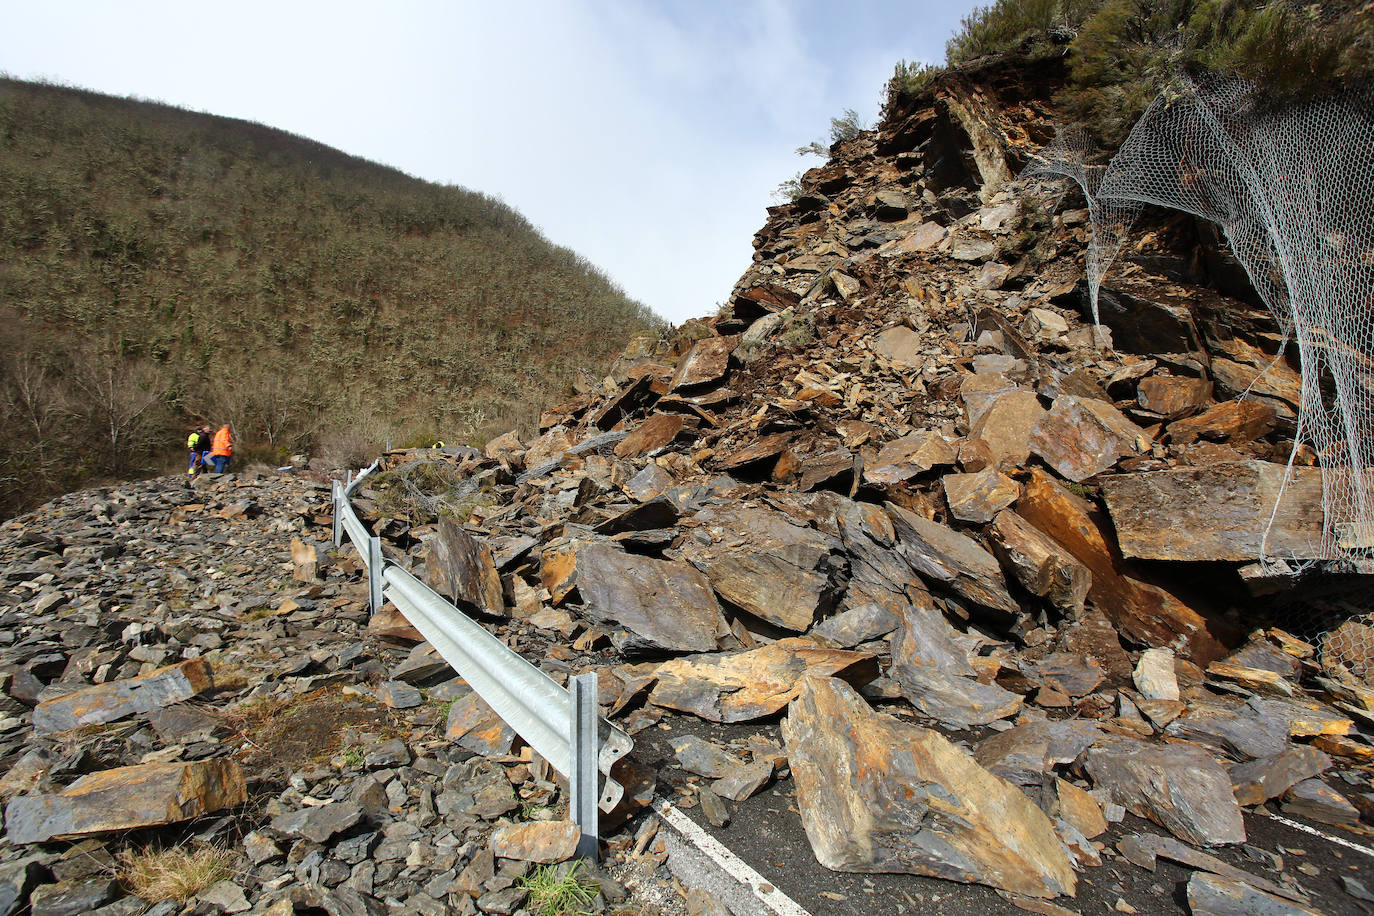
top-left (69, 343), bottom-right (167, 476)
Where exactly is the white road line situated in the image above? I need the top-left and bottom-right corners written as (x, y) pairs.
top-left (654, 797), bottom-right (815, 916)
top-left (1261, 810), bottom-right (1374, 860)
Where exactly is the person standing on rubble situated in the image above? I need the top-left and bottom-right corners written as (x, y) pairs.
top-left (209, 424), bottom-right (233, 474)
top-left (186, 425), bottom-right (211, 475)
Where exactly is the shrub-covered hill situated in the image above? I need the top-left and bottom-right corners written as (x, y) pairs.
top-left (887, 0), bottom-right (1374, 144)
top-left (0, 77), bottom-right (664, 516)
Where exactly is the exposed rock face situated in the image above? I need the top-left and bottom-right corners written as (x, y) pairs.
top-left (782, 677), bottom-right (1076, 898)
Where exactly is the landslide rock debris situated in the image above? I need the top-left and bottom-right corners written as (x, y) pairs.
top-left (2, 55), bottom-right (1373, 916)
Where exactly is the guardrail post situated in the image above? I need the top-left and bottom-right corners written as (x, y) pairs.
top-left (568, 672), bottom-right (600, 860)
top-left (368, 536), bottom-right (384, 614)
top-left (331, 481), bottom-right (343, 548)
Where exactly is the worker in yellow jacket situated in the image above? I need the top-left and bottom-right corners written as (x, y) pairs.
top-left (210, 424), bottom-right (233, 474)
top-left (186, 427), bottom-right (208, 475)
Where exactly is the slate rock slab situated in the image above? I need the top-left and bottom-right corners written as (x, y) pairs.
top-left (29, 878), bottom-right (120, 916)
top-left (781, 676), bottom-right (1075, 898)
top-left (1015, 469), bottom-right (1229, 663)
top-left (943, 469), bottom-right (1018, 523)
top-left (1101, 462), bottom-right (1325, 561)
top-left (681, 503), bottom-right (845, 633)
top-left (445, 691), bottom-right (516, 758)
top-left (425, 518), bottom-right (504, 616)
top-left (32, 658), bottom-right (213, 734)
top-left (1281, 777), bottom-right (1361, 827)
top-left (271, 801), bottom-right (363, 844)
top-left (886, 503), bottom-right (1018, 615)
top-left (1187, 872), bottom-right (1324, 916)
top-left (1230, 747), bottom-right (1332, 806)
top-left (650, 640), bottom-right (877, 722)
top-left (672, 735), bottom-right (745, 779)
top-left (489, 821), bottom-right (580, 863)
top-left (541, 540), bottom-right (729, 653)
top-left (974, 719), bottom-right (1100, 787)
top-left (986, 509), bottom-right (1090, 617)
top-left (0, 856), bottom-right (45, 916)
top-left (1084, 736), bottom-right (1245, 846)
top-left (1163, 698), bottom-right (1291, 761)
top-left (7, 759), bottom-right (247, 844)
top-left (1029, 395), bottom-right (1142, 482)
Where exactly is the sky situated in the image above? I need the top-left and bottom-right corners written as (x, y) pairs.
top-left (0, 1), bottom-right (979, 325)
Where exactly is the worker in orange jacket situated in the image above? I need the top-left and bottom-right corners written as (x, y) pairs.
top-left (210, 424), bottom-right (233, 474)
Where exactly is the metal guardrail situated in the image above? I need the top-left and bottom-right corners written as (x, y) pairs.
top-left (331, 461), bottom-right (631, 858)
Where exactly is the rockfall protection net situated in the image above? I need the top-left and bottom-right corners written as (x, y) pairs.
top-left (1028, 74), bottom-right (1374, 572)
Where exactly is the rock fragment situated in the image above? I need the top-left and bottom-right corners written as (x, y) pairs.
top-left (782, 676), bottom-right (1075, 898)
top-left (489, 821), bottom-right (580, 863)
top-left (541, 540), bottom-right (728, 653)
top-left (7, 759), bottom-right (247, 844)
top-left (1084, 736), bottom-right (1245, 846)
top-left (650, 640), bottom-right (876, 722)
top-left (32, 658), bottom-right (213, 734)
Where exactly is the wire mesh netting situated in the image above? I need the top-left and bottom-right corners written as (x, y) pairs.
top-left (1028, 74), bottom-right (1374, 571)
top-left (1264, 577), bottom-right (1374, 687)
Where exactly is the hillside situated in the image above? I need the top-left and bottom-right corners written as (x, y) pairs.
top-left (0, 78), bottom-right (663, 518)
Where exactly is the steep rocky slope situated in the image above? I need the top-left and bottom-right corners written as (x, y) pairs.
top-left (0, 58), bottom-right (1372, 916)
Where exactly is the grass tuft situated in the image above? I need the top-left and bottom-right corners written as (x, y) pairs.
top-left (117, 844), bottom-right (236, 902)
top-left (517, 861), bottom-right (600, 916)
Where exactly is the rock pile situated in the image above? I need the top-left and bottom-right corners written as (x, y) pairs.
top-left (345, 59), bottom-right (1374, 910)
top-left (0, 474), bottom-right (655, 915)
top-left (1, 56), bottom-right (1372, 916)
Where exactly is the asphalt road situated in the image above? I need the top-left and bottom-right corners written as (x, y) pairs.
top-left (638, 714), bottom-right (1374, 916)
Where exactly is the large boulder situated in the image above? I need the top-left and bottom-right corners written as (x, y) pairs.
top-left (781, 677), bottom-right (1076, 898)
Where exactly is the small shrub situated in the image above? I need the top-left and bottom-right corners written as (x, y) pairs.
top-left (884, 60), bottom-right (946, 113)
top-left (118, 844), bottom-right (236, 902)
top-left (772, 173), bottom-right (806, 203)
top-left (777, 311), bottom-right (818, 350)
top-left (828, 108), bottom-right (868, 143)
top-left (518, 861), bottom-right (600, 916)
top-left (946, 0), bottom-right (1094, 65)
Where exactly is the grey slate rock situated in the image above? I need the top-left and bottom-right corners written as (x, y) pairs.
top-left (29, 878), bottom-right (121, 916)
top-left (270, 801), bottom-right (363, 844)
top-left (0, 856), bottom-right (47, 916)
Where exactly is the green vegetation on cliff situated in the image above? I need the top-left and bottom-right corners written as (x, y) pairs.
top-left (889, 0), bottom-right (1374, 142)
top-left (0, 78), bottom-right (662, 517)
